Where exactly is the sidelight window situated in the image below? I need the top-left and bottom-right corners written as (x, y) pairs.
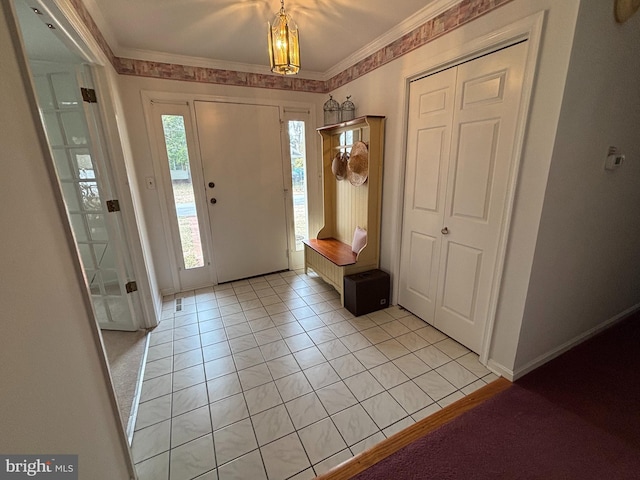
top-left (161, 114), bottom-right (204, 269)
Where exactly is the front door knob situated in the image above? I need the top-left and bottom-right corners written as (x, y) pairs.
top-left (441, 227), bottom-right (449, 235)
top-left (210, 198), bottom-right (217, 204)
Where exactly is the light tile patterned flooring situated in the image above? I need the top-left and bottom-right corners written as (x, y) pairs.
top-left (133, 270), bottom-right (499, 480)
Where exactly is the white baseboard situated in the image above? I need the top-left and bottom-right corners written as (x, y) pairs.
top-left (126, 332), bottom-right (151, 445)
top-left (160, 288), bottom-right (176, 297)
top-left (511, 302), bottom-right (640, 380)
top-left (486, 360), bottom-right (515, 382)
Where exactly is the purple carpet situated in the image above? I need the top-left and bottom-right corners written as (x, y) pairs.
top-left (518, 312), bottom-right (640, 449)
top-left (355, 312), bottom-right (640, 480)
top-left (354, 385), bottom-right (640, 480)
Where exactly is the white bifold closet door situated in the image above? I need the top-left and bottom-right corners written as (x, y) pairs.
top-left (398, 42), bottom-right (528, 353)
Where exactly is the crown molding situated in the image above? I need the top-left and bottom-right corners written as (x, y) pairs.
top-left (322, 0), bottom-right (463, 81)
top-left (74, 0), bottom-right (462, 82)
top-left (115, 46), bottom-right (326, 81)
top-left (53, 0), bottom-right (495, 91)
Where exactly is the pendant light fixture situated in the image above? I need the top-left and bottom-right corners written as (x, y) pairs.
top-left (268, 0), bottom-right (300, 75)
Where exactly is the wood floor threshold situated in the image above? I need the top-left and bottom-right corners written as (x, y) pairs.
top-left (316, 377), bottom-right (512, 480)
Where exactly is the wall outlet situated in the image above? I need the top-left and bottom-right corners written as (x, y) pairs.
top-left (605, 154), bottom-right (625, 171)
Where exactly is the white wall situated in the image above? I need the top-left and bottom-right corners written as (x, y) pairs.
top-left (328, 0), bottom-right (580, 375)
top-left (116, 76), bottom-right (324, 292)
top-left (514, 0), bottom-right (640, 374)
top-left (0, 2), bottom-right (133, 478)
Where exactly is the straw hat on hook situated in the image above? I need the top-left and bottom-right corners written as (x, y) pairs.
top-left (347, 141), bottom-right (369, 186)
top-left (331, 151), bottom-right (348, 180)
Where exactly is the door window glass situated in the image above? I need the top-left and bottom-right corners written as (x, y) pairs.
top-left (287, 120), bottom-right (309, 251)
top-left (161, 114), bottom-right (205, 269)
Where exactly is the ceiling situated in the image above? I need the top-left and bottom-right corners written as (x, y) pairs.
top-left (14, 0), bottom-right (82, 63)
top-left (80, 0), bottom-right (453, 78)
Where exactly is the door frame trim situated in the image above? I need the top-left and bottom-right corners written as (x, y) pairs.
top-left (281, 109), bottom-right (313, 271)
top-left (90, 66), bottom-right (157, 329)
top-left (394, 11), bottom-right (545, 365)
top-left (141, 90), bottom-right (318, 293)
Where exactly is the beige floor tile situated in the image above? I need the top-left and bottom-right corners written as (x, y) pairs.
top-left (169, 434), bottom-right (215, 480)
top-left (274, 371), bottom-right (313, 402)
top-left (232, 347), bottom-right (264, 370)
top-left (285, 392), bottom-right (327, 429)
top-left (206, 372), bottom-right (241, 402)
top-left (216, 450), bottom-right (264, 480)
top-left (313, 449), bottom-right (352, 476)
top-left (171, 405), bottom-right (212, 447)
top-left (213, 418), bottom-right (257, 465)
top-left (135, 451), bottom-right (169, 480)
top-left (260, 433), bottom-right (310, 480)
top-left (316, 381), bottom-right (358, 415)
top-left (361, 391), bottom-right (408, 430)
top-left (244, 381), bottom-right (283, 415)
top-left (172, 383), bottom-right (209, 416)
top-left (149, 275), bottom-right (482, 480)
top-left (136, 394), bottom-right (172, 430)
top-left (298, 417), bottom-right (346, 464)
top-left (251, 404), bottom-right (295, 446)
top-left (331, 404), bottom-right (379, 446)
top-left (210, 393), bottom-right (249, 430)
top-left (131, 419), bottom-right (171, 463)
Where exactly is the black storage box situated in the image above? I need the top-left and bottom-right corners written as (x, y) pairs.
top-left (343, 269), bottom-right (390, 317)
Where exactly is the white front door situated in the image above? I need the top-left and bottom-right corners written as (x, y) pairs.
top-left (195, 101), bottom-right (289, 283)
top-left (399, 42), bottom-right (528, 352)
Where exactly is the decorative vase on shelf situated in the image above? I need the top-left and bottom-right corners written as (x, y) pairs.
top-left (323, 95), bottom-right (340, 125)
top-left (341, 96), bottom-right (355, 122)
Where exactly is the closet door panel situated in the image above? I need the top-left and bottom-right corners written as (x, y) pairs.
top-left (434, 42), bottom-right (528, 352)
top-left (398, 68), bottom-right (457, 321)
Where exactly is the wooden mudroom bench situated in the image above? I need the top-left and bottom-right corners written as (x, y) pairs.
top-left (304, 116), bottom-right (385, 306)
top-left (303, 238), bottom-right (360, 305)
top-left (304, 238), bottom-right (356, 266)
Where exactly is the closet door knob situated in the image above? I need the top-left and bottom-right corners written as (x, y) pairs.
top-left (441, 227), bottom-right (449, 235)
